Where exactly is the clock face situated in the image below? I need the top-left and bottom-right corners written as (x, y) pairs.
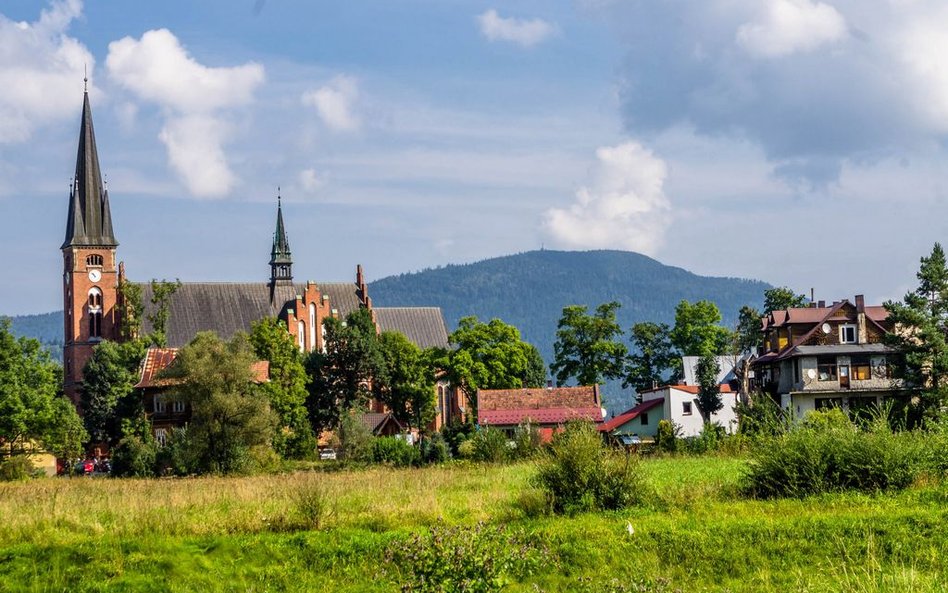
top-left (88, 269), bottom-right (102, 282)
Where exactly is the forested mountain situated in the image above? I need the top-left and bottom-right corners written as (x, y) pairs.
top-left (4, 311), bottom-right (63, 360)
top-left (370, 249), bottom-right (771, 406)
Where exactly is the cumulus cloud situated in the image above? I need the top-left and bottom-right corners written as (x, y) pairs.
top-left (591, 1), bottom-right (948, 186)
top-left (543, 142), bottom-right (671, 255)
top-left (477, 9), bottom-right (556, 47)
top-left (0, 0), bottom-right (94, 143)
top-left (106, 29), bottom-right (264, 197)
top-left (301, 75), bottom-right (360, 132)
top-left (737, 0), bottom-right (847, 58)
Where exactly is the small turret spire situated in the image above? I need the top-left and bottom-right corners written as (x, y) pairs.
top-left (269, 189), bottom-right (292, 287)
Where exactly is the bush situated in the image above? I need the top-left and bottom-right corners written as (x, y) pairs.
top-left (456, 439), bottom-right (475, 459)
top-left (110, 435), bottom-right (157, 478)
top-left (293, 479), bottom-right (334, 530)
top-left (335, 412), bottom-right (373, 462)
top-left (0, 455), bottom-right (37, 481)
top-left (154, 427), bottom-right (194, 476)
top-left (681, 423), bottom-right (724, 455)
top-left (743, 409), bottom-right (928, 498)
top-left (655, 419), bottom-right (679, 453)
top-left (384, 522), bottom-right (553, 593)
top-left (420, 433), bottom-right (450, 464)
top-left (511, 421), bottom-right (542, 460)
top-left (534, 421), bottom-right (645, 514)
top-left (441, 421), bottom-right (475, 457)
top-left (372, 436), bottom-right (419, 467)
top-left (470, 426), bottom-right (509, 463)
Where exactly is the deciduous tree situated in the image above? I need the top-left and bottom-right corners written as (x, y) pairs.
top-left (623, 322), bottom-right (677, 395)
top-left (374, 331), bottom-right (436, 431)
top-left (695, 352), bottom-right (722, 424)
top-left (550, 302), bottom-right (627, 387)
top-left (671, 300), bottom-right (733, 356)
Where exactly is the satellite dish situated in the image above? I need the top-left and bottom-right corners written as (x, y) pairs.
top-left (601, 407), bottom-right (608, 419)
top-left (807, 368), bottom-right (817, 380)
top-left (821, 323), bottom-right (832, 334)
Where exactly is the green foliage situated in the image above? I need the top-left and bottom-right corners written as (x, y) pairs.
top-left (734, 304), bottom-right (763, 354)
top-left (511, 420), bottom-right (542, 459)
top-left (250, 317), bottom-right (313, 459)
top-left (42, 397), bottom-right (88, 461)
top-left (162, 332), bottom-right (277, 475)
top-left (743, 409), bottom-right (930, 498)
top-left (694, 352), bottom-right (722, 423)
top-left (110, 414), bottom-right (158, 478)
top-left (306, 308), bottom-right (385, 434)
top-left (550, 301), bottom-right (627, 387)
top-left (670, 299), bottom-right (733, 356)
top-left (763, 286), bottom-right (809, 313)
top-left (374, 331), bottom-right (436, 431)
top-left (446, 316), bottom-right (546, 411)
top-left (470, 426), bottom-right (509, 463)
top-left (535, 421), bottom-right (645, 514)
top-left (420, 433), bottom-right (450, 463)
top-left (736, 395), bottom-right (789, 438)
top-left (154, 427), bottom-right (194, 476)
top-left (146, 279), bottom-right (182, 347)
top-left (440, 420), bottom-right (475, 457)
top-left (384, 522), bottom-right (553, 593)
top-left (293, 479), bottom-right (334, 530)
top-left (655, 419), bottom-right (679, 453)
top-left (116, 277), bottom-right (144, 341)
top-left (335, 411), bottom-right (374, 462)
top-left (0, 455), bottom-right (37, 481)
top-left (884, 242), bottom-right (948, 419)
top-left (372, 436), bottom-right (419, 467)
top-left (623, 321), bottom-right (677, 394)
top-left (0, 319), bottom-right (85, 458)
top-left (79, 338), bottom-right (146, 445)
top-left (681, 423), bottom-right (725, 455)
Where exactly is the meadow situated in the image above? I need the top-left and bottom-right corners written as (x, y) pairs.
top-left (2, 456), bottom-right (947, 592)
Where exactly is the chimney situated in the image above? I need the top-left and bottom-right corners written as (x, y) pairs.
top-left (546, 380), bottom-right (553, 389)
top-left (855, 294), bottom-right (865, 313)
top-left (818, 300), bottom-right (825, 308)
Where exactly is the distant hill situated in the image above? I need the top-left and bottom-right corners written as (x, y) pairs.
top-left (3, 311), bottom-right (64, 360)
top-left (369, 250), bottom-right (771, 409)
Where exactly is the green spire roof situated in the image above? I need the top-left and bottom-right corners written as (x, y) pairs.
top-left (62, 89), bottom-right (118, 249)
top-left (270, 193), bottom-right (291, 264)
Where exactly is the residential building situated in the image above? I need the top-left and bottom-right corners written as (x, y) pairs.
top-left (751, 295), bottom-right (905, 418)
top-left (476, 385), bottom-right (605, 442)
top-left (600, 384), bottom-right (739, 439)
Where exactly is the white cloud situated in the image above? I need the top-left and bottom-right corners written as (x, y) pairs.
top-left (301, 75), bottom-right (360, 132)
top-left (298, 168), bottom-right (326, 192)
top-left (737, 0), bottom-right (847, 58)
top-left (898, 9), bottom-right (948, 131)
top-left (0, 0), bottom-right (94, 143)
top-left (543, 142), bottom-right (671, 255)
top-left (477, 9), bottom-right (556, 48)
top-left (105, 29), bottom-right (264, 197)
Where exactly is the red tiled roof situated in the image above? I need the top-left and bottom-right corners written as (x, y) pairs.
top-left (599, 398), bottom-right (664, 432)
top-left (477, 385), bottom-right (599, 411)
top-left (135, 347), bottom-right (270, 389)
top-left (479, 407), bottom-right (603, 426)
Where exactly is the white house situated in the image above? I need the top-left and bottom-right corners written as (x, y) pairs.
top-left (600, 384), bottom-right (739, 439)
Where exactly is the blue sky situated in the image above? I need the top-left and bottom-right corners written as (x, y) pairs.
top-left (2, 0), bottom-right (947, 315)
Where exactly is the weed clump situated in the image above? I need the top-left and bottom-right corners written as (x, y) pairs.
top-left (534, 421), bottom-right (645, 514)
top-left (0, 456), bottom-right (37, 481)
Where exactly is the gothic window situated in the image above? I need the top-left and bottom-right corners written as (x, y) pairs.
top-left (309, 303), bottom-right (317, 352)
top-left (88, 287), bottom-right (102, 309)
top-left (89, 311), bottom-right (102, 338)
top-left (298, 321), bottom-right (305, 352)
top-left (86, 254), bottom-right (103, 267)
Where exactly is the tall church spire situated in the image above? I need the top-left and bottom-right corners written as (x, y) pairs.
top-left (269, 189), bottom-right (292, 286)
top-left (62, 86), bottom-right (118, 249)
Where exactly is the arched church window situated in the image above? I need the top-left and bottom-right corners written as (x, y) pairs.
top-left (309, 303), bottom-right (317, 352)
top-left (88, 287), bottom-right (102, 309)
top-left (89, 311), bottom-right (102, 338)
top-left (298, 321), bottom-right (305, 352)
top-left (86, 254), bottom-right (103, 267)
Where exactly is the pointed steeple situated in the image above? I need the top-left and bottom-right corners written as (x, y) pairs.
top-left (269, 190), bottom-right (292, 286)
top-left (62, 87), bottom-right (118, 249)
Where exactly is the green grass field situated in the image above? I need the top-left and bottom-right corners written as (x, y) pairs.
top-left (2, 457), bottom-right (947, 592)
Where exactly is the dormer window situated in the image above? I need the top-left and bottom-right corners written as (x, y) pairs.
top-left (840, 324), bottom-right (857, 344)
top-left (86, 254), bottom-right (103, 267)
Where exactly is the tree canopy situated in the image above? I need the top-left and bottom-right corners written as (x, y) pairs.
top-left (79, 339), bottom-right (146, 446)
top-left (373, 331), bottom-right (436, 432)
top-left (670, 300), bottom-right (733, 356)
top-left (623, 321), bottom-right (677, 394)
top-left (550, 302), bottom-right (627, 387)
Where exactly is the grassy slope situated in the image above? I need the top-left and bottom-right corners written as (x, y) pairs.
top-left (2, 458), bottom-right (947, 592)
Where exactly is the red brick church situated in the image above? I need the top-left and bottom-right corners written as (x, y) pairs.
top-left (61, 86), bottom-right (463, 431)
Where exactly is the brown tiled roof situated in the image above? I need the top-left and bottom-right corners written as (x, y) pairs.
top-left (134, 347), bottom-right (269, 388)
top-left (477, 385), bottom-right (600, 411)
top-left (375, 307), bottom-right (449, 349)
top-left (358, 412), bottom-right (404, 434)
top-left (139, 281), bottom-right (364, 348)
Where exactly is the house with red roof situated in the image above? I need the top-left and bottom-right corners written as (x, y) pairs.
top-left (476, 385), bottom-right (604, 442)
top-left (751, 295), bottom-right (906, 419)
top-left (600, 383), bottom-right (739, 440)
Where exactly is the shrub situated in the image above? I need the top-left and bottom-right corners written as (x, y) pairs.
top-left (154, 427), bottom-right (194, 476)
top-left (335, 412), bottom-right (374, 462)
top-left (372, 436), bottom-right (419, 467)
top-left (534, 421), bottom-right (645, 514)
top-left (456, 439), bottom-right (475, 459)
top-left (681, 423), bottom-right (724, 455)
top-left (420, 433), bottom-right (450, 464)
top-left (384, 522), bottom-right (553, 593)
top-left (110, 435), bottom-right (157, 478)
top-left (655, 419), bottom-right (679, 453)
top-left (0, 455), bottom-right (37, 481)
top-left (441, 421), bottom-right (475, 457)
top-left (293, 479), bottom-right (333, 530)
top-left (511, 421), bottom-right (542, 460)
top-left (470, 426), bottom-right (509, 463)
top-left (743, 410), bottom-right (928, 498)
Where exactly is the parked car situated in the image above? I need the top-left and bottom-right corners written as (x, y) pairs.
top-left (73, 459), bottom-right (95, 476)
top-left (319, 448), bottom-right (337, 461)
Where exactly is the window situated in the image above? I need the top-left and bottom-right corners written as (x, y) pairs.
top-left (309, 303), bottom-right (317, 352)
top-left (640, 412), bottom-right (649, 426)
top-left (88, 287), bottom-right (102, 309)
top-left (817, 355), bottom-right (837, 381)
top-left (155, 398), bottom-right (166, 413)
top-left (172, 400), bottom-right (185, 413)
top-left (297, 321), bottom-right (305, 352)
top-left (682, 401), bottom-right (693, 416)
top-left (852, 355), bottom-right (871, 381)
top-left (840, 324), bottom-right (857, 344)
top-left (86, 254), bottom-right (103, 267)
top-left (89, 311), bottom-right (101, 338)
top-left (155, 428), bottom-right (167, 447)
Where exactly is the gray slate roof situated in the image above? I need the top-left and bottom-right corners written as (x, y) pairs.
top-left (375, 307), bottom-right (450, 349)
top-left (139, 281), bottom-right (365, 348)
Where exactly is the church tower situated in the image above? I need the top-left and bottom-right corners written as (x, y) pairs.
top-left (269, 192), bottom-right (293, 290)
top-left (62, 83), bottom-right (120, 403)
